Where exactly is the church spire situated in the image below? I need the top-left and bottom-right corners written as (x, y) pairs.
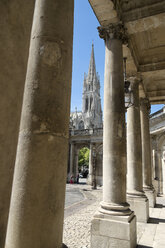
top-left (82, 43), bottom-right (102, 129)
top-left (88, 43), bottom-right (96, 82)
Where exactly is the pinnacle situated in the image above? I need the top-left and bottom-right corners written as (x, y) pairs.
top-left (88, 43), bottom-right (96, 81)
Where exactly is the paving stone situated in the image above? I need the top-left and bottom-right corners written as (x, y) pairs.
top-left (63, 184), bottom-right (165, 248)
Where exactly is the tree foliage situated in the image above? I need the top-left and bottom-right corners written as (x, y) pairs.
top-left (78, 147), bottom-right (89, 168)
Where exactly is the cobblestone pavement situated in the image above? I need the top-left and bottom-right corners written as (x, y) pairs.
top-left (63, 184), bottom-right (165, 248)
top-left (63, 183), bottom-right (102, 248)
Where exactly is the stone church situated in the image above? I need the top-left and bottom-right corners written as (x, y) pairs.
top-left (70, 44), bottom-right (103, 130)
top-left (69, 44), bottom-right (103, 186)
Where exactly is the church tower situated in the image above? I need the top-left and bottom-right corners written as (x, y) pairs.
top-left (82, 44), bottom-right (102, 129)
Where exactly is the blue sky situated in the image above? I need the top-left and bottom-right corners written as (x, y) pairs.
top-left (71, 0), bottom-right (164, 114)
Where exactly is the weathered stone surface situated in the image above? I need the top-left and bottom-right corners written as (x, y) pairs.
top-left (140, 98), bottom-right (156, 207)
top-left (0, 1), bottom-right (35, 246)
top-left (4, 0), bottom-right (74, 248)
top-left (91, 213), bottom-right (137, 248)
top-left (100, 25), bottom-right (128, 209)
top-left (127, 197), bottom-right (149, 223)
top-left (145, 189), bottom-right (156, 208)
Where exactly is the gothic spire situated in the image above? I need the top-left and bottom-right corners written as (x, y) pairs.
top-left (88, 43), bottom-right (96, 82)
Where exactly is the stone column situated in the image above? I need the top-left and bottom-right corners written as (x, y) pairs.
top-left (127, 77), bottom-right (149, 222)
top-left (152, 149), bottom-right (159, 195)
top-left (5, 0), bottom-right (74, 248)
top-left (87, 143), bottom-right (93, 185)
top-left (91, 23), bottom-right (136, 248)
top-left (140, 98), bottom-right (156, 207)
top-left (152, 149), bottom-right (156, 179)
top-left (158, 151), bottom-right (163, 195)
top-left (162, 151), bottom-right (165, 195)
top-left (69, 142), bottom-right (74, 181)
top-left (73, 146), bottom-right (79, 183)
top-left (0, 2), bottom-right (35, 247)
top-left (92, 144), bottom-right (97, 189)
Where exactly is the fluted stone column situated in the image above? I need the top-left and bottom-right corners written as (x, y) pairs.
top-left (91, 23), bottom-right (136, 248)
top-left (127, 78), bottom-right (149, 222)
top-left (140, 98), bottom-right (156, 207)
top-left (87, 143), bottom-right (93, 185)
top-left (5, 1), bottom-right (74, 248)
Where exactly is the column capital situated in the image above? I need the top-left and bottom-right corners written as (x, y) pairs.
top-left (98, 23), bottom-right (128, 44)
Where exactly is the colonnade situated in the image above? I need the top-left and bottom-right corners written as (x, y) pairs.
top-left (127, 78), bottom-right (149, 222)
top-left (0, 1), bottom-right (158, 248)
top-left (68, 142), bottom-right (102, 187)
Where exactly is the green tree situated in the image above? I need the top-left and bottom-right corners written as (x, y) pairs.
top-left (78, 147), bottom-right (89, 170)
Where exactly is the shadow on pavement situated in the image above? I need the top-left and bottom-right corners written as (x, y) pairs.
top-left (155, 203), bottom-right (165, 208)
top-left (137, 246), bottom-right (152, 248)
top-left (148, 217), bottom-right (165, 224)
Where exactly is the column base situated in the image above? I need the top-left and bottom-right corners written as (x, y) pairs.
top-left (127, 195), bottom-right (149, 223)
top-left (91, 211), bottom-right (136, 248)
top-left (144, 187), bottom-right (156, 207)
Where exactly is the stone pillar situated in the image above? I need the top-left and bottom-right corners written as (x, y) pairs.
top-left (91, 23), bottom-right (136, 248)
top-left (152, 149), bottom-right (159, 195)
top-left (87, 143), bottom-right (93, 185)
top-left (73, 147), bottom-right (79, 183)
top-left (92, 144), bottom-right (97, 189)
top-left (140, 98), bottom-right (156, 207)
top-left (5, 0), bottom-right (74, 248)
top-left (127, 78), bottom-right (149, 223)
top-left (68, 142), bottom-right (74, 181)
top-left (0, 2), bottom-right (35, 247)
top-left (152, 149), bottom-right (156, 179)
top-left (158, 151), bottom-right (163, 195)
top-left (162, 151), bottom-right (165, 195)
